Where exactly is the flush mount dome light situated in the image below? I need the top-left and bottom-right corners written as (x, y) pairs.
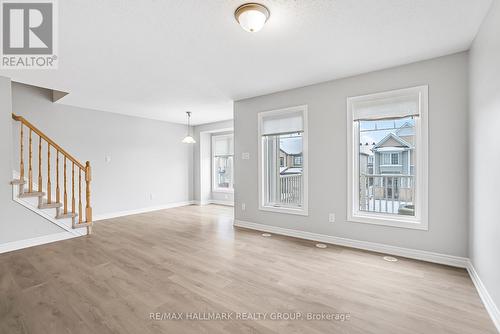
top-left (235, 3), bottom-right (270, 32)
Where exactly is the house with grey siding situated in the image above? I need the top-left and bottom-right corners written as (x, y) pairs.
top-left (360, 122), bottom-right (415, 209)
top-left (368, 122), bottom-right (415, 177)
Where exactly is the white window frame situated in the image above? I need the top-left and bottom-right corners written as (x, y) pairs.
top-left (347, 86), bottom-right (428, 230)
top-left (380, 152), bottom-right (401, 166)
top-left (212, 134), bottom-right (234, 193)
top-left (258, 105), bottom-right (309, 216)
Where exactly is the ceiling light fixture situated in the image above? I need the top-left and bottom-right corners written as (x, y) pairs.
top-left (234, 3), bottom-right (270, 33)
top-left (182, 111), bottom-right (196, 144)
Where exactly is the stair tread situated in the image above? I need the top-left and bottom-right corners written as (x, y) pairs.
top-left (56, 212), bottom-right (78, 219)
top-left (10, 179), bottom-right (25, 185)
top-left (19, 191), bottom-right (45, 198)
top-left (39, 202), bottom-right (63, 209)
top-left (72, 222), bottom-right (92, 228)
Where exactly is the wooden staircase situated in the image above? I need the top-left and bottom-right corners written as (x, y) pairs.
top-left (10, 114), bottom-right (93, 235)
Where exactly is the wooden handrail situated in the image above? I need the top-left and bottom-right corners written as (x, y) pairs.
top-left (12, 113), bottom-right (85, 170)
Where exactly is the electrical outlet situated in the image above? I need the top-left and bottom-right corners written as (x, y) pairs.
top-left (150, 193), bottom-right (154, 200)
top-left (241, 203), bottom-right (246, 211)
top-left (329, 213), bottom-right (335, 223)
top-left (105, 155), bottom-right (111, 163)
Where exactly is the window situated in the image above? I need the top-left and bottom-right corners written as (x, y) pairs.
top-left (381, 152), bottom-right (400, 165)
top-left (391, 153), bottom-right (399, 165)
top-left (258, 105), bottom-right (308, 215)
top-left (293, 156), bottom-right (302, 166)
top-left (212, 134), bottom-right (234, 192)
top-left (347, 86), bottom-right (428, 230)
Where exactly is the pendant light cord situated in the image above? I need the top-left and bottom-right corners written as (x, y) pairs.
top-left (186, 111), bottom-right (192, 135)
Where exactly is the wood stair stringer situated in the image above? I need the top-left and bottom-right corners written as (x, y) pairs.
top-left (10, 172), bottom-right (88, 237)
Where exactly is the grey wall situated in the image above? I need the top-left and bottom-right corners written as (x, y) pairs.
top-left (193, 120), bottom-right (234, 204)
top-left (469, 0), bottom-right (500, 313)
top-left (234, 52), bottom-right (469, 257)
top-left (11, 83), bottom-right (193, 218)
top-left (1, 77), bottom-right (63, 244)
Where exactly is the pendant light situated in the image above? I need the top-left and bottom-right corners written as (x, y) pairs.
top-left (182, 111), bottom-right (196, 144)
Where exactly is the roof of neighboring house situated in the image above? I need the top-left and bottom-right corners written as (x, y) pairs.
top-left (373, 132), bottom-right (413, 150)
top-left (280, 136), bottom-right (302, 155)
top-left (375, 147), bottom-right (406, 152)
top-left (280, 167), bottom-right (302, 175)
top-left (359, 143), bottom-right (374, 156)
top-left (396, 122), bottom-right (415, 137)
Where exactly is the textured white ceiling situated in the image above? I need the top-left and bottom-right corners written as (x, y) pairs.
top-left (0, 0), bottom-right (492, 125)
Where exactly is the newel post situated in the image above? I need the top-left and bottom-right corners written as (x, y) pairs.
top-left (85, 161), bottom-right (92, 232)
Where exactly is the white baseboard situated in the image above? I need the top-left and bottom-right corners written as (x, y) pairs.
top-left (0, 232), bottom-right (78, 254)
top-left (467, 261), bottom-right (500, 333)
top-left (209, 199), bottom-right (234, 207)
top-left (233, 219), bottom-right (469, 268)
top-left (193, 200), bottom-right (234, 207)
top-left (93, 201), bottom-right (195, 221)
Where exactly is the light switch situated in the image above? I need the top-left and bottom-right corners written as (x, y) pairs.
top-left (242, 152), bottom-right (250, 160)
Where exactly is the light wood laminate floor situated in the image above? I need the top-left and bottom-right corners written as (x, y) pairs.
top-left (0, 205), bottom-right (496, 334)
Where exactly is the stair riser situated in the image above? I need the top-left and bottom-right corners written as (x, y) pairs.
top-left (11, 176), bottom-right (89, 234)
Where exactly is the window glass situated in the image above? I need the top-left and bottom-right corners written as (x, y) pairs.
top-left (358, 117), bottom-right (415, 216)
top-left (213, 134), bottom-right (234, 191)
top-left (214, 156), bottom-right (233, 189)
top-left (263, 132), bottom-right (303, 208)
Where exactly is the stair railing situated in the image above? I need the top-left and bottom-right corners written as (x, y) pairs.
top-left (11, 113), bottom-right (92, 233)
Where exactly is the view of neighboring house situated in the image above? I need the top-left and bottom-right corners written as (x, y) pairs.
top-left (373, 122), bottom-right (415, 176)
top-left (359, 122), bottom-right (415, 215)
top-left (360, 121), bottom-right (414, 176)
top-left (279, 137), bottom-right (303, 175)
top-left (277, 134), bottom-right (303, 206)
top-left (359, 142), bottom-right (375, 175)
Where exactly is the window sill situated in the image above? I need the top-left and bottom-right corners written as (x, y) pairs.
top-left (348, 212), bottom-right (428, 230)
top-left (259, 205), bottom-right (308, 216)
